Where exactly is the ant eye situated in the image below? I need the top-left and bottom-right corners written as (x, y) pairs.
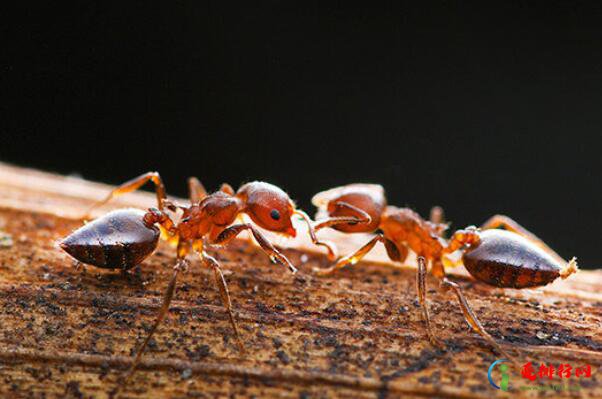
top-left (270, 209), bottom-right (281, 220)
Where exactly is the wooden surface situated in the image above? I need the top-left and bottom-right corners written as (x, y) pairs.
top-left (0, 163), bottom-right (600, 399)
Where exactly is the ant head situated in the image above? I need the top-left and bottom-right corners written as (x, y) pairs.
top-left (312, 184), bottom-right (386, 233)
top-left (237, 182), bottom-right (297, 237)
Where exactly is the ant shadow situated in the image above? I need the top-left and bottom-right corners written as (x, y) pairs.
top-left (70, 263), bottom-right (150, 291)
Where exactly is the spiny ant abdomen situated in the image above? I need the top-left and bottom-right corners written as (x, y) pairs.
top-left (60, 209), bottom-right (160, 270)
top-left (462, 229), bottom-right (564, 288)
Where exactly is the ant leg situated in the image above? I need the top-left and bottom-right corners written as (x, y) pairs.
top-left (193, 241), bottom-right (245, 352)
top-left (428, 206), bottom-right (449, 237)
top-left (188, 177), bottom-right (207, 203)
top-left (481, 214), bottom-right (567, 265)
top-left (440, 227), bottom-right (481, 269)
top-left (430, 259), bottom-right (445, 279)
top-left (417, 256), bottom-right (440, 346)
top-left (440, 276), bottom-right (517, 364)
top-left (118, 239), bottom-right (190, 389)
top-left (295, 210), bottom-right (338, 260)
top-left (214, 224), bottom-right (297, 273)
top-left (313, 201), bottom-right (372, 231)
top-left (220, 183), bottom-right (235, 195)
top-left (314, 234), bottom-right (408, 276)
top-left (143, 208), bottom-right (177, 239)
top-left (204, 254), bottom-right (245, 352)
top-left (444, 227), bottom-right (481, 254)
top-left (83, 171), bottom-right (167, 218)
top-left (429, 206), bottom-right (445, 224)
top-left (303, 201), bottom-right (373, 260)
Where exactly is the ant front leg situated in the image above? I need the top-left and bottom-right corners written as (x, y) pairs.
top-left (214, 224), bottom-right (297, 273)
top-left (193, 240), bottom-right (245, 353)
top-left (299, 201), bottom-right (372, 261)
top-left (117, 238), bottom-right (190, 391)
top-left (481, 214), bottom-right (566, 265)
top-left (83, 171), bottom-right (167, 218)
top-left (314, 234), bottom-right (408, 276)
top-left (313, 201), bottom-right (372, 231)
top-left (439, 276), bottom-right (517, 365)
top-left (295, 210), bottom-right (338, 260)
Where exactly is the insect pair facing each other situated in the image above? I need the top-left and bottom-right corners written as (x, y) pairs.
top-left (310, 184), bottom-right (578, 362)
top-left (60, 175), bottom-right (579, 389)
top-left (59, 172), bottom-right (363, 387)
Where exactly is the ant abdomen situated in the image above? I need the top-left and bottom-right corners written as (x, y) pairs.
top-left (60, 209), bottom-right (160, 270)
top-left (462, 229), bottom-right (569, 288)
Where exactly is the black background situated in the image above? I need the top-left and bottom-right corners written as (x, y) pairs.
top-left (2, 3), bottom-right (600, 268)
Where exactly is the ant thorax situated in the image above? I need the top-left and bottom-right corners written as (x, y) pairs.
top-left (178, 194), bottom-right (243, 241)
top-left (380, 206), bottom-right (446, 259)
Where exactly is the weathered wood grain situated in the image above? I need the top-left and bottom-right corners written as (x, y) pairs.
top-left (0, 163), bottom-right (600, 398)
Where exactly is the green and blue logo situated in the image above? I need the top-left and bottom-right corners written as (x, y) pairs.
top-left (488, 359), bottom-right (510, 391)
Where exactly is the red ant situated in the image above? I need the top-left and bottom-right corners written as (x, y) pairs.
top-left (310, 184), bottom-right (578, 361)
top-left (59, 172), bottom-right (358, 388)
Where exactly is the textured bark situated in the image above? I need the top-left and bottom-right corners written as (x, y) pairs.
top-left (0, 162), bottom-right (600, 399)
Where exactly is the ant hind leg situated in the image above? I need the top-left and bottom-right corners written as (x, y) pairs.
top-left (219, 183), bottom-right (235, 195)
top-left (481, 214), bottom-right (566, 265)
top-left (83, 171), bottom-right (167, 219)
top-left (188, 177), bottom-right (208, 203)
top-left (429, 206), bottom-right (445, 225)
top-left (114, 239), bottom-right (190, 394)
top-left (440, 276), bottom-right (518, 365)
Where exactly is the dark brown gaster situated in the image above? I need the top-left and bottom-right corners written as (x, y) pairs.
top-left (462, 229), bottom-right (563, 288)
top-left (60, 209), bottom-right (159, 270)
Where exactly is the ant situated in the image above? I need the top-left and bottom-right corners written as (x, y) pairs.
top-left (59, 172), bottom-right (359, 389)
top-left (310, 184), bottom-right (578, 361)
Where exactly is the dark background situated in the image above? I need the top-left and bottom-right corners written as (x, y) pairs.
top-left (2, 3), bottom-right (600, 268)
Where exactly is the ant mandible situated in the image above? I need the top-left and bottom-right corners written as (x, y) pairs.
top-left (310, 184), bottom-right (578, 361)
top-left (59, 172), bottom-right (356, 387)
